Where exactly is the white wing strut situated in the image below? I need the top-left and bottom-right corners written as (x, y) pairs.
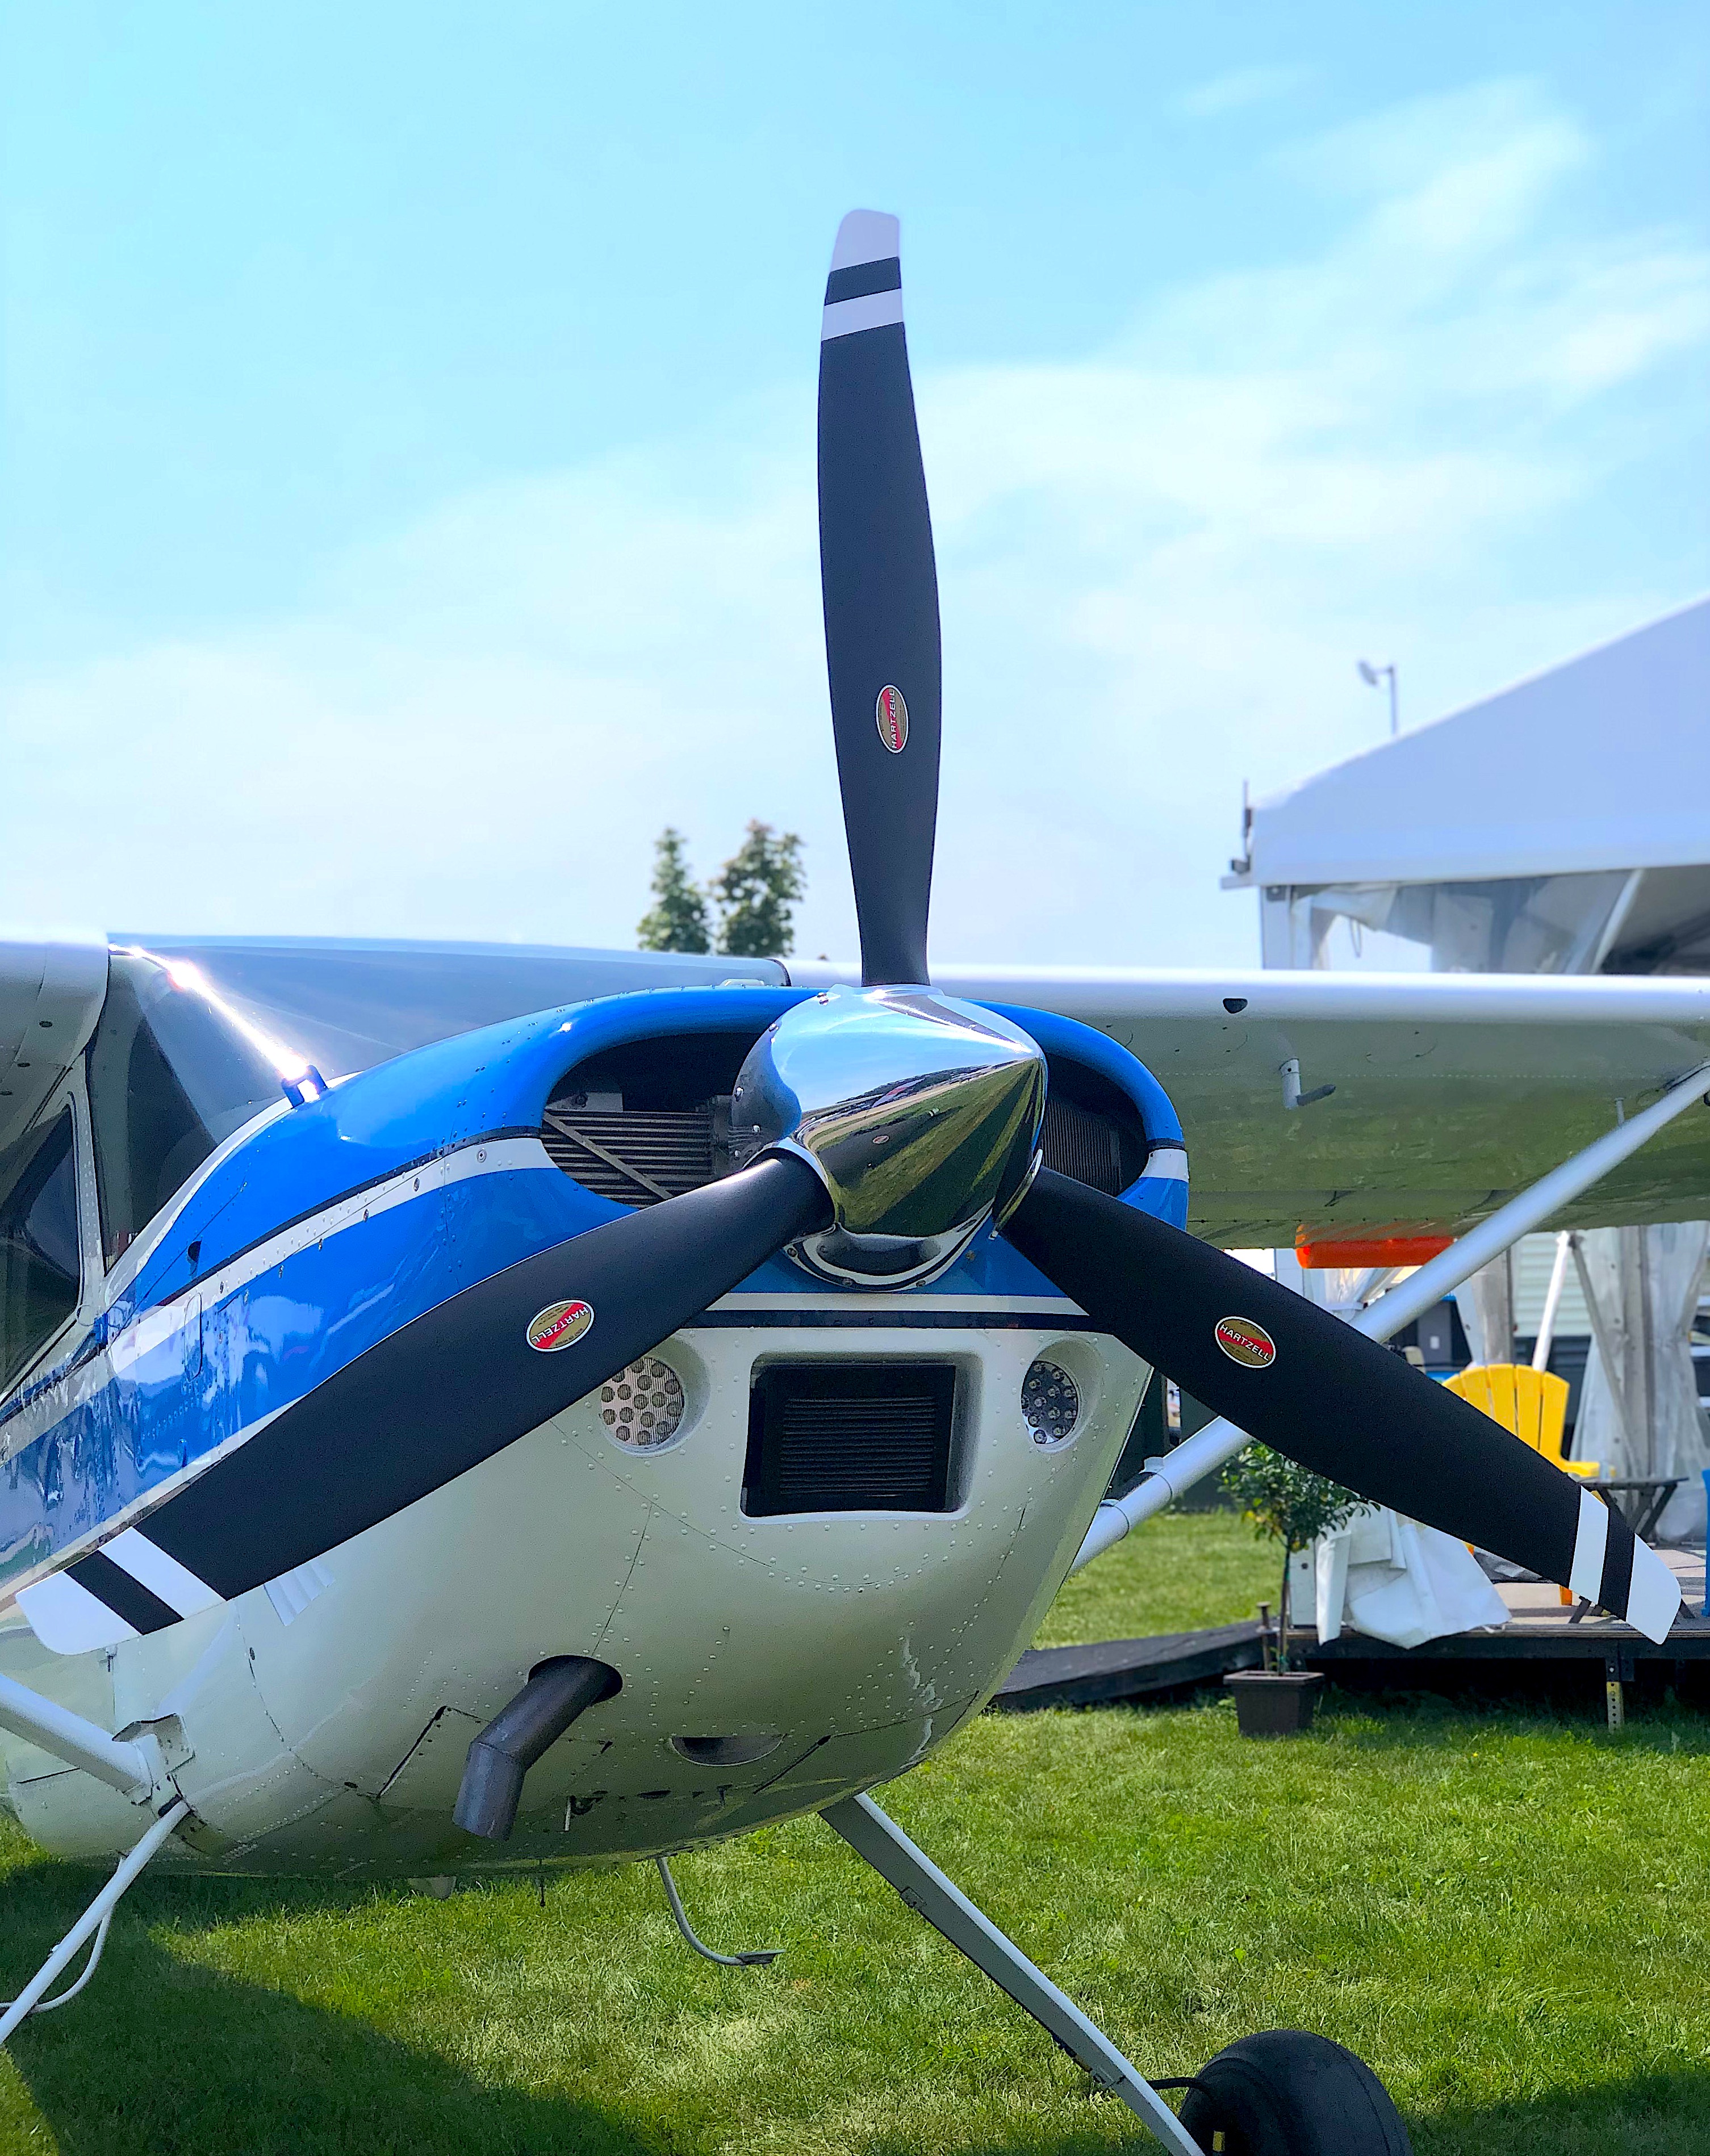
top-left (1072, 1057), bottom-right (1710, 1631)
top-left (0, 1669), bottom-right (161, 1799)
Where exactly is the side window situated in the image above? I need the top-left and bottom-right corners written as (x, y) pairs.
top-left (0, 1109), bottom-right (80, 1394)
top-left (86, 955), bottom-right (282, 1266)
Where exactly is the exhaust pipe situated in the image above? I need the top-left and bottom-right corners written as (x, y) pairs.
top-left (453, 1656), bottom-right (620, 1841)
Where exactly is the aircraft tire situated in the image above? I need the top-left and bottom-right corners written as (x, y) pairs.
top-left (1177, 2029), bottom-right (1412, 2154)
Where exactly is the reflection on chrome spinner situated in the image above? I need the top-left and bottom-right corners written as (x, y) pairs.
top-left (731, 984), bottom-right (1046, 1289)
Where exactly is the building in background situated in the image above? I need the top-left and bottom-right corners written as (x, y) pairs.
top-left (1225, 597), bottom-right (1710, 1535)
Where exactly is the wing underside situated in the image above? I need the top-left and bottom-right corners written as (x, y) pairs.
top-left (791, 961), bottom-right (1710, 1246)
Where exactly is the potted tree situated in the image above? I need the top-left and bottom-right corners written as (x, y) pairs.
top-left (1220, 1445), bottom-right (1360, 1737)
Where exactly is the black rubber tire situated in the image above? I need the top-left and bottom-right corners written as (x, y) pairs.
top-left (1178, 2029), bottom-right (1412, 2155)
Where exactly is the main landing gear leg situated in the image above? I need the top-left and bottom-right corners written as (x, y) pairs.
top-left (821, 1791), bottom-right (1202, 2154)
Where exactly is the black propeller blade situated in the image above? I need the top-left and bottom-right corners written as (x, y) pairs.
top-left (125, 1157), bottom-right (828, 1601)
top-left (818, 208), bottom-right (942, 989)
top-left (1005, 1168), bottom-right (1679, 1641)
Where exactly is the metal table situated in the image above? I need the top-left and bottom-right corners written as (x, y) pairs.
top-left (1583, 1476), bottom-right (1683, 1543)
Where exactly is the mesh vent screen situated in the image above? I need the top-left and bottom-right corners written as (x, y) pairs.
top-left (1040, 1094), bottom-right (1124, 1194)
top-left (745, 1363), bottom-right (957, 1516)
top-left (543, 1055), bottom-right (1145, 1204)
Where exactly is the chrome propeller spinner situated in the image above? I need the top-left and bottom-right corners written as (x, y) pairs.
top-left (731, 986), bottom-right (1046, 1288)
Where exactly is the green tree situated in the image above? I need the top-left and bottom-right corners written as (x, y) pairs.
top-left (1220, 1444), bottom-right (1361, 1672)
top-left (710, 821), bottom-right (805, 957)
top-left (636, 827), bottom-right (711, 953)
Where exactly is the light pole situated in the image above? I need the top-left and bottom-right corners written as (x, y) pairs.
top-left (1357, 658), bottom-right (1398, 736)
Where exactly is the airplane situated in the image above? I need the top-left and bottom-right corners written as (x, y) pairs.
top-left (3, 208), bottom-right (1709, 2155)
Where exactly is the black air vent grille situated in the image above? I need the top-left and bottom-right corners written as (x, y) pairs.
top-left (542, 1106), bottom-right (715, 1205)
top-left (1040, 1094), bottom-right (1124, 1194)
top-left (744, 1362), bottom-right (957, 1516)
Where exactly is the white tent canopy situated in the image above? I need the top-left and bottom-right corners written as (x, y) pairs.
top-left (1230, 599), bottom-right (1710, 978)
top-left (1236, 597), bottom-right (1709, 891)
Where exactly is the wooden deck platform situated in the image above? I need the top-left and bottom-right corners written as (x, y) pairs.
top-left (995, 1620), bottom-right (1265, 1711)
top-left (995, 1554), bottom-right (1710, 1713)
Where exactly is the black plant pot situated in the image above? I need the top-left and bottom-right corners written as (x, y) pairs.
top-left (1224, 1670), bottom-right (1324, 1738)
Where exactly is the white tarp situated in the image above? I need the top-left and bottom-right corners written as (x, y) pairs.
top-left (1239, 597), bottom-right (1710, 890)
top-left (1286, 1255), bottom-right (1512, 1648)
top-left (1312, 1507), bottom-right (1511, 1650)
top-left (1575, 1222), bottom-right (1710, 1540)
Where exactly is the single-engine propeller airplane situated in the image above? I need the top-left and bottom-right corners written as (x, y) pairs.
top-left (3, 210), bottom-right (1710, 2152)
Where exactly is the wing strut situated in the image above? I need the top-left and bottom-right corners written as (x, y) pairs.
top-left (0, 1797), bottom-right (191, 2042)
top-left (1072, 1054), bottom-right (1710, 1617)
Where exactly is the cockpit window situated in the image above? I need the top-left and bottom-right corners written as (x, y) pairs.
top-left (0, 1109), bottom-right (80, 1393)
top-left (86, 954), bottom-right (283, 1266)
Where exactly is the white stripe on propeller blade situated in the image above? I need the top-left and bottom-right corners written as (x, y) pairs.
top-left (822, 290), bottom-right (905, 341)
top-left (104, 1529), bottom-right (223, 1617)
top-left (1569, 1486), bottom-right (1609, 1602)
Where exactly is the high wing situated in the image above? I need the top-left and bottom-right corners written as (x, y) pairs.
top-left (805, 962), bottom-right (1710, 1247)
top-left (0, 937), bottom-right (109, 1150)
top-left (103, 939), bottom-right (1710, 1247)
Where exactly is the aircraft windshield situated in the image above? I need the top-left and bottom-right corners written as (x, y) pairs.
top-left (107, 940), bottom-right (790, 1082)
top-left (0, 1110), bottom-right (80, 1392)
top-left (79, 940), bottom-right (789, 1268)
top-left (87, 954), bottom-right (285, 1266)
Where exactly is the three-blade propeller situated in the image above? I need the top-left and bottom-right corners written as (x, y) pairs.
top-left (77, 209), bottom-right (1674, 1649)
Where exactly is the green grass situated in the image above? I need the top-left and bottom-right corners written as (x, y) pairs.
top-left (1034, 1506), bottom-right (1280, 1648)
top-left (3, 1514), bottom-right (1708, 2155)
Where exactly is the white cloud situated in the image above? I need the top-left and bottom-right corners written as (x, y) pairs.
top-left (4, 81), bottom-right (1706, 972)
top-left (1174, 65), bottom-right (1315, 121)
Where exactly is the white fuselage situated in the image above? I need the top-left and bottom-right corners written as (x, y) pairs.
top-left (1, 1309), bottom-right (1147, 1877)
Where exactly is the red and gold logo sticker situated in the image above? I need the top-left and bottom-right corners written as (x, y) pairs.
top-left (875, 684), bottom-right (909, 753)
top-left (527, 1299), bottom-right (594, 1353)
top-left (1214, 1315), bottom-right (1276, 1368)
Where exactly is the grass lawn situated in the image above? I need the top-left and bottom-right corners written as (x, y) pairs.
top-left (3, 1512), bottom-right (1708, 2155)
top-left (1034, 1506), bottom-right (1280, 1648)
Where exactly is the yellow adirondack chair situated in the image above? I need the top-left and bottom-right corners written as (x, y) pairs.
top-left (1443, 1362), bottom-right (1600, 1479)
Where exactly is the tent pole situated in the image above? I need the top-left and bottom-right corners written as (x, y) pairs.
top-left (1569, 1231), bottom-right (1637, 1462)
top-left (1532, 1231), bottom-right (1571, 1371)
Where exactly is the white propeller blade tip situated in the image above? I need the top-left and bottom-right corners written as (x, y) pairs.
top-left (831, 209), bottom-right (900, 270)
top-left (1625, 1538), bottom-right (1682, 1645)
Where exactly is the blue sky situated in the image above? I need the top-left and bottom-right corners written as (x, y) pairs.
top-left (3, 2), bottom-right (1707, 965)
